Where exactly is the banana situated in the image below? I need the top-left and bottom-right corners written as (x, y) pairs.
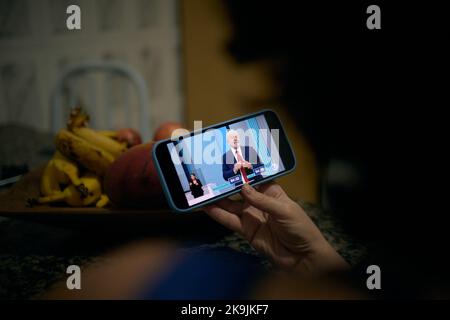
top-left (98, 130), bottom-right (128, 150)
top-left (96, 194), bottom-right (110, 208)
top-left (55, 129), bottom-right (114, 176)
top-left (67, 107), bottom-right (126, 158)
top-left (40, 161), bottom-right (64, 196)
top-left (40, 151), bottom-right (85, 197)
top-left (37, 107), bottom-right (117, 208)
top-left (98, 130), bottom-right (118, 139)
top-left (67, 106), bottom-right (89, 128)
top-left (71, 126), bottom-right (126, 158)
top-left (52, 151), bottom-right (83, 186)
top-left (38, 173), bottom-right (102, 207)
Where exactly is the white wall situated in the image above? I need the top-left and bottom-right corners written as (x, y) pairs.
top-left (0, 0), bottom-right (183, 136)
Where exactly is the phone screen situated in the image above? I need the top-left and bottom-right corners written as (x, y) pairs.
top-left (154, 110), bottom-right (296, 211)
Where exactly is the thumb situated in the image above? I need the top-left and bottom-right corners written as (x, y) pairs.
top-left (241, 183), bottom-right (286, 217)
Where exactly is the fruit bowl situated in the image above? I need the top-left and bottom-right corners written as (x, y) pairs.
top-left (0, 167), bottom-right (229, 238)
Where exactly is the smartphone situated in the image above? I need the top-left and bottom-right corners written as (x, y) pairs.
top-left (152, 109), bottom-right (296, 212)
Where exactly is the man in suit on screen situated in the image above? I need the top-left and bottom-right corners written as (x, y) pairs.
top-left (222, 129), bottom-right (262, 186)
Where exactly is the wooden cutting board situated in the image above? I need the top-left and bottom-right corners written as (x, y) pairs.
top-left (0, 166), bottom-right (169, 215)
top-left (0, 166), bottom-right (230, 239)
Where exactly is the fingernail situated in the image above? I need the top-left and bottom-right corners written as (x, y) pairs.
top-left (242, 183), bottom-right (253, 194)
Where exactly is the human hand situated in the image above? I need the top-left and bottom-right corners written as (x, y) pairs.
top-left (233, 162), bottom-right (242, 174)
top-left (204, 182), bottom-right (349, 275)
top-left (242, 161), bottom-right (253, 169)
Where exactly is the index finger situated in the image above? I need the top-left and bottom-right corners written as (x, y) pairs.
top-left (203, 204), bottom-right (243, 234)
top-left (241, 184), bottom-right (289, 219)
top-left (257, 182), bottom-right (288, 200)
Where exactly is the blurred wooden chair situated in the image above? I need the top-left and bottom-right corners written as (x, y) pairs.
top-left (51, 61), bottom-right (151, 141)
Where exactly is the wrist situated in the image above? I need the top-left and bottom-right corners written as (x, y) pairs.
top-left (295, 238), bottom-right (350, 276)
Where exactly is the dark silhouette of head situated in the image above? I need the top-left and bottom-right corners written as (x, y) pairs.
top-left (223, 0), bottom-right (449, 297)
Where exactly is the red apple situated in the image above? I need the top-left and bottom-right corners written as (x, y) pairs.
top-left (117, 128), bottom-right (142, 147)
top-left (153, 122), bottom-right (186, 141)
top-left (104, 142), bottom-right (167, 208)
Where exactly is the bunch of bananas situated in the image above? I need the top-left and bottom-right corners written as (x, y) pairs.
top-left (37, 107), bottom-right (128, 208)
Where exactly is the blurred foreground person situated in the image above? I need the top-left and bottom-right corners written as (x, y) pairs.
top-left (221, 0), bottom-right (449, 298)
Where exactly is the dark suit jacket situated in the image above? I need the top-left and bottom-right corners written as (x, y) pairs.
top-left (222, 146), bottom-right (262, 183)
top-left (189, 178), bottom-right (204, 198)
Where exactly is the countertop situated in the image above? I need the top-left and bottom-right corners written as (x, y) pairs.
top-left (0, 125), bottom-right (367, 299)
